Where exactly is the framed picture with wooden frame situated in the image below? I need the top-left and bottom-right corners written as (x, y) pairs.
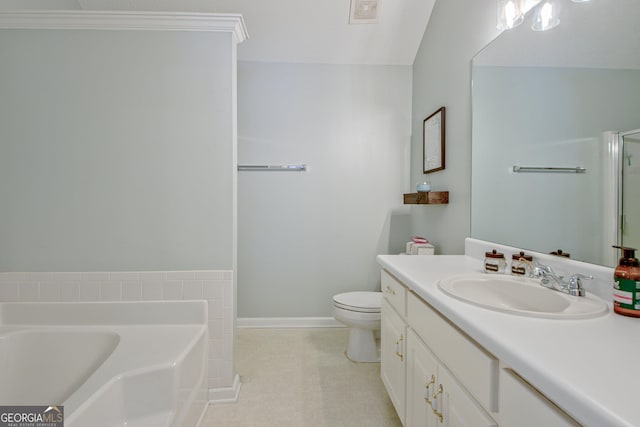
top-left (423, 107), bottom-right (445, 174)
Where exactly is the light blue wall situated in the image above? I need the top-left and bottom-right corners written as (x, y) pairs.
top-left (410, 0), bottom-right (499, 254)
top-left (237, 61), bottom-right (412, 317)
top-left (0, 29), bottom-right (236, 271)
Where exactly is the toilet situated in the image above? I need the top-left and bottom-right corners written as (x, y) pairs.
top-left (332, 291), bottom-right (382, 362)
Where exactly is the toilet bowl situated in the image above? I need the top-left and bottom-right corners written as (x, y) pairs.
top-left (332, 291), bottom-right (382, 362)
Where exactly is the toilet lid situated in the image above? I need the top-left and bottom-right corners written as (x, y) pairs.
top-left (333, 291), bottom-right (382, 313)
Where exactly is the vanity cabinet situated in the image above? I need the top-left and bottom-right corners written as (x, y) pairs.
top-left (381, 271), bottom-right (408, 424)
top-left (406, 292), bottom-right (497, 427)
top-left (406, 329), bottom-right (497, 427)
top-left (381, 269), bottom-right (580, 427)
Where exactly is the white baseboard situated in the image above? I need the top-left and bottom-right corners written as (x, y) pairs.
top-left (208, 374), bottom-right (241, 404)
top-left (237, 317), bottom-right (344, 328)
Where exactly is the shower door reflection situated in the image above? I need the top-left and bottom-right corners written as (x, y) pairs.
top-left (622, 130), bottom-right (640, 250)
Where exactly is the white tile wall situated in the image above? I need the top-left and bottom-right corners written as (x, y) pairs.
top-left (0, 270), bottom-right (235, 392)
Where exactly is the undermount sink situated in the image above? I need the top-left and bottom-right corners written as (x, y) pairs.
top-left (438, 274), bottom-right (608, 319)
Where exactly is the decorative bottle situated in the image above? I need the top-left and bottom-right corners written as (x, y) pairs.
top-left (613, 246), bottom-right (640, 318)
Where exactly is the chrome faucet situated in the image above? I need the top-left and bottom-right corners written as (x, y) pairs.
top-left (530, 263), bottom-right (592, 297)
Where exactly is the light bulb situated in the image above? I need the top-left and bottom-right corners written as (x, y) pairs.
top-left (497, 0), bottom-right (524, 30)
top-left (531, 0), bottom-right (560, 31)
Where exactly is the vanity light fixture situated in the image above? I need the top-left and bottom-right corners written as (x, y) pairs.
top-left (497, 0), bottom-right (589, 32)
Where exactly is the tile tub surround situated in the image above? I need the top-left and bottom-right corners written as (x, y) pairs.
top-left (0, 270), bottom-right (237, 402)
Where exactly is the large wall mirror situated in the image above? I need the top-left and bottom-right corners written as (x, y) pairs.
top-left (471, 0), bottom-right (640, 267)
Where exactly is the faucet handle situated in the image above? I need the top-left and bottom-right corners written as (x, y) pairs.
top-left (531, 262), bottom-right (554, 277)
top-left (567, 273), bottom-right (592, 296)
top-left (569, 273), bottom-right (593, 285)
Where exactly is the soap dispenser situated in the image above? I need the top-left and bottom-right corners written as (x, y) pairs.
top-left (612, 246), bottom-right (640, 318)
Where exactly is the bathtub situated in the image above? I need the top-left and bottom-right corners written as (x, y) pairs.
top-left (0, 300), bottom-right (208, 427)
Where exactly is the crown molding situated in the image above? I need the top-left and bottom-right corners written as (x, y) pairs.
top-left (0, 11), bottom-right (248, 43)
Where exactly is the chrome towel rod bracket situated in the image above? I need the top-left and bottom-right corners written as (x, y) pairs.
top-left (238, 164), bottom-right (307, 172)
top-left (512, 165), bottom-right (586, 173)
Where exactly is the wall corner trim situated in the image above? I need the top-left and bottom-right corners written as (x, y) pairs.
top-left (208, 374), bottom-right (242, 403)
top-left (0, 11), bottom-right (248, 43)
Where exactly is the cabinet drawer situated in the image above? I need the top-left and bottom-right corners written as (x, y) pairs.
top-left (407, 292), bottom-right (498, 412)
top-left (499, 368), bottom-right (579, 427)
top-left (381, 270), bottom-right (407, 317)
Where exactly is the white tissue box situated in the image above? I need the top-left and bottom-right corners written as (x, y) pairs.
top-left (406, 242), bottom-right (434, 255)
top-left (416, 245), bottom-right (434, 255)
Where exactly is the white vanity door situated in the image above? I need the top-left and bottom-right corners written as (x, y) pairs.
top-left (499, 368), bottom-right (580, 427)
top-left (406, 329), bottom-right (440, 427)
top-left (439, 365), bottom-right (497, 427)
top-left (381, 298), bottom-right (407, 424)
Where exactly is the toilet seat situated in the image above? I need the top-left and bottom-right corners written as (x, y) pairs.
top-left (333, 291), bottom-right (382, 313)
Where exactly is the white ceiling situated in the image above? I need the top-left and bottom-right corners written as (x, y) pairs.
top-left (0, 0), bottom-right (436, 65)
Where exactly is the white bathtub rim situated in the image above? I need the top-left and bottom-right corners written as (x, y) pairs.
top-left (0, 326), bottom-right (120, 339)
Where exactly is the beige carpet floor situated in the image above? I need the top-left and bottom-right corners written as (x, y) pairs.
top-left (202, 328), bottom-right (402, 427)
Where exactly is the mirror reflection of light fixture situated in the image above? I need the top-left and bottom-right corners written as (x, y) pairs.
top-left (497, 0), bottom-right (587, 32)
top-left (496, 0), bottom-right (524, 30)
top-left (531, 0), bottom-right (560, 31)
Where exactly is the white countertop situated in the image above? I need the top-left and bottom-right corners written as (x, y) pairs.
top-left (377, 253), bottom-right (638, 427)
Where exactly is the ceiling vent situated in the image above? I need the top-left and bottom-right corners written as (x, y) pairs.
top-left (349, 0), bottom-right (380, 24)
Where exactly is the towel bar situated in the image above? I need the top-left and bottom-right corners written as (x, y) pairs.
top-left (237, 164), bottom-right (306, 171)
top-left (512, 166), bottom-right (586, 173)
